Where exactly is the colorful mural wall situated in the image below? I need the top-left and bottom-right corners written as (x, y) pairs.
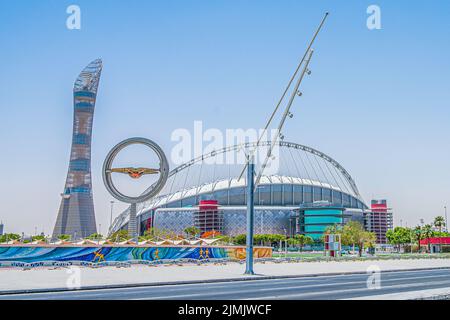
top-left (0, 245), bottom-right (272, 264)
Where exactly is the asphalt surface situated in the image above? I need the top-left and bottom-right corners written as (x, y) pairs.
top-left (1, 268), bottom-right (450, 300)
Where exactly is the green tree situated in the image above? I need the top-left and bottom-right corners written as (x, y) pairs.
top-left (386, 227), bottom-right (411, 252)
top-left (141, 227), bottom-right (171, 241)
top-left (325, 224), bottom-right (343, 235)
top-left (341, 221), bottom-right (360, 251)
top-left (86, 233), bottom-right (103, 241)
top-left (31, 235), bottom-right (46, 242)
top-left (107, 230), bottom-right (130, 242)
top-left (434, 216), bottom-right (446, 233)
top-left (216, 235), bottom-right (233, 245)
top-left (340, 221), bottom-right (377, 257)
top-left (293, 234), bottom-right (314, 251)
top-left (254, 234), bottom-right (264, 245)
top-left (432, 216), bottom-right (447, 253)
top-left (57, 234), bottom-right (71, 241)
top-left (414, 226), bottom-right (423, 242)
top-left (422, 224), bottom-right (434, 253)
top-left (287, 237), bottom-right (300, 247)
top-left (434, 230), bottom-right (450, 237)
top-left (386, 229), bottom-right (397, 248)
top-left (232, 234), bottom-right (246, 245)
top-left (184, 226), bottom-right (200, 239)
top-left (0, 233), bottom-right (21, 243)
top-left (231, 233), bottom-right (287, 246)
top-left (360, 231), bottom-right (377, 254)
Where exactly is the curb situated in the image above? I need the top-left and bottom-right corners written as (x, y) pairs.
top-left (0, 266), bottom-right (449, 296)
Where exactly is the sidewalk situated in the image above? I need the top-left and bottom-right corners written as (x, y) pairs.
top-left (1, 258), bottom-right (450, 294)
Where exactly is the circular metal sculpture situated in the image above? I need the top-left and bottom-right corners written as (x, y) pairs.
top-left (102, 137), bottom-right (169, 204)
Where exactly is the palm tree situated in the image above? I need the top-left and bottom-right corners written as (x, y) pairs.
top-left (433, 216), bottom-right (446, 253)
top-left (422, 224), bottom-right (434, 253)
top-left (414, 225), bottom-right (422, 240)
top-left (434, 216), bottom-right (446, 233)
top-left (413, 226), bottom-right (424, 252)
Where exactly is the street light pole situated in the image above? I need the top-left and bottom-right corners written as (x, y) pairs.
top-left (245, 157), bottom-right (255, 275)
top-left (445, 206), bottom-right (448, 233)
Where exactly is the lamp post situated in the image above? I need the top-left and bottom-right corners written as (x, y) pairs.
top-left (245, 157), bottom-right (255, 275)
top-left (445, 206), bottom-right (448, 233)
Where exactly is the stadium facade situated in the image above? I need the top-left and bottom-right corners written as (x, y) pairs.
top-left (109, 141), bottom-right (371, 241)
top-left (52, 59), bottom-right (102, 239)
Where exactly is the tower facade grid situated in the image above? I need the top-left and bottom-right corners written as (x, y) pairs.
top-left (52, 59), bottom-right (102, 239)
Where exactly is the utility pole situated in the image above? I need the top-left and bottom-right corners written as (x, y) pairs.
top-left (445, 206), bottom-right (448, 233)
top-left (245, 157), bottom-right (255, 275)
top-left (129, 203), bottom-right (138, 244)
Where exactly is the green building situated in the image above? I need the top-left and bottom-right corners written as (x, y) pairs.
top-left (289, 203), bottom-right (363, 240)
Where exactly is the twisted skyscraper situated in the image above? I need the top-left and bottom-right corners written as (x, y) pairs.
top-left (52, 59), bottom-right (102, 239)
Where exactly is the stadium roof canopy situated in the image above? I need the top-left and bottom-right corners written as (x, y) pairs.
top-left (109, 141), bottom-right (366, 234)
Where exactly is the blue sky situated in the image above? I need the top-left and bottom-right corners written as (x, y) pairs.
top-left (0, 1), bottom-right (449, 235)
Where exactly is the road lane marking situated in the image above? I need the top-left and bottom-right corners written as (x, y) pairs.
top-left (243, 279), bottom-right (450, 300)
top-left (129, 275), bottom-right (450, 300)
top-left (2, 269), bottom-right (450, 300)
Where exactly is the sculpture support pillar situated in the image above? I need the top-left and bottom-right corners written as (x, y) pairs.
top-left (128, 203), bottom-right (137, 242)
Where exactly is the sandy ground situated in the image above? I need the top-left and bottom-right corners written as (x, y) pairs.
top-left (1, 258), bottom-right (450, 292)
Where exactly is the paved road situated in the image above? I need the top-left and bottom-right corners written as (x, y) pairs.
top-left (1, 268), bottom-right (450, 300)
